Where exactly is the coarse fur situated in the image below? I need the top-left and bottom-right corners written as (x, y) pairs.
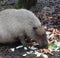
top-left (0, 9), bottom-right (48, 48)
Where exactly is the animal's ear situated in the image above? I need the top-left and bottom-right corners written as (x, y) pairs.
top-left (33, 27), bottom-right (37, 30)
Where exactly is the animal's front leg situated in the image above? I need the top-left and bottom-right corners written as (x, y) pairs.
top-left (18, 34), bottom-right (29, 50)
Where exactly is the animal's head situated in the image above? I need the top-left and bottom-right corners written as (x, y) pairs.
top-left (33, 26), bottom-right (48, 48)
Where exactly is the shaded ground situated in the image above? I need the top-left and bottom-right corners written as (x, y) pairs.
top-left (0, 43), bottom-right (39, 58)
top-left (0, 43), bottom-right (60, 58)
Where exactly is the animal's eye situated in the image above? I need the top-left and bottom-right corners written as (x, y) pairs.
top-left (33, 27), bottom-right (37, 30)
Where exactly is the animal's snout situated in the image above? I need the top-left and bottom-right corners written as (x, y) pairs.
top-left (43, 39), bottom-right (48, 48)
top-left (42, 34), bottom-right (48, 48)
top-left (38, 34), bottom-right (48, 48)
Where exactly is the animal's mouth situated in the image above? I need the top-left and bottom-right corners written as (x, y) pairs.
top-left (37, 36), bottom-right (48, 48)
top-left (27, 38), bottom-right (48, 49)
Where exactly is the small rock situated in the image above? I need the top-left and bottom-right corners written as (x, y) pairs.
top-left (24, 47), bottom-right (28, 50)
top-left (22, 54), bottom-right (27, 56)
top-left (10, 48), bottom-right (15, 52)
top-left (16, 45), bottom-right (23, 49)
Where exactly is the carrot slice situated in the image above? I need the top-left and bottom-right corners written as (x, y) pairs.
top-left (40, 49), bottom-right (53, 55)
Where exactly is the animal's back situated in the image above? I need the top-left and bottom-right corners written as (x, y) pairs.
top-left (0, 9), bottom-right (41, 27)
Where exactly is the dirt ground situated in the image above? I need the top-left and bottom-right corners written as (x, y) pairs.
top-left (0, 41), bottom-right (60, 58)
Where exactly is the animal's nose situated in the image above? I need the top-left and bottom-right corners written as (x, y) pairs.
top-left (38, 40), bottom-right (48, 48)
top-left (43, 40), bottom-right (48, 48)
top-left (39, 34), bottom-right (48, 48)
